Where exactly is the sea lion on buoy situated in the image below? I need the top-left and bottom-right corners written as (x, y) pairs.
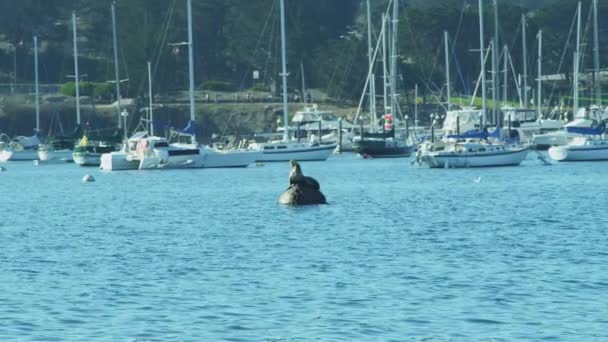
top-left (289, 160), bottom-right (320, 190)
top-left (279, 160), bottom-right (326, 205)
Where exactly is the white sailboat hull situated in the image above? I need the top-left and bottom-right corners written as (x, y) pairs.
top-left (38, 149), bottom-right (73, 163)
top-left (254, 143), bottom-right (336, 162)
top-left (0, 149), bottom-right (39, 162)
top-left (73, 153), bottom-right (102, 167)
top-left (421, 148), bottom-right (529, 168)
top-left (201, 149), bottom-right (260, 168)
top-left (100, 151), bottom-right (140, 171)
top-left (548, 144), bottom-right (608, 162)
top-left (532, 131), bottom-right (568, 149)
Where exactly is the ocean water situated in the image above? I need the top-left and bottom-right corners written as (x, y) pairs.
top-left (1, 154), bottom-right (607, 341)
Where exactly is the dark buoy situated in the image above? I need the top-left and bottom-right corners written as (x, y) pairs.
top-left (0, 166), bottom-right (6, 172)
top-left (278, 160), bottom-right (326, 205)
top-left (82, 174), bottom-right (95, 182)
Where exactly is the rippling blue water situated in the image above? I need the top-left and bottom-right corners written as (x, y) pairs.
top-left (1, 154), bottom-right (607, 341)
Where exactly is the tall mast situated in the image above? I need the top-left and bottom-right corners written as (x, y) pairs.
top-left (444, 30), bottom-right (451, 111)
top-left (522, 14), bottom-right (528, 108)
top-left (382, 13), bottom-right (388, 116)
top-left (148, 61), bottom-right (154, 136)
top-left (366, 0), bottom-right (376, 124)
top-left (300, 62), bottom-right (306, 103)
top-left (492, 0), bottom-right (498, 124)
top-left (537, 30), bottom-right (542, 118)
top-left (414, 83), bottom-right (418, 129)
top-left (593, 0), bottom-right (600, 107)
top-left (111, 2), bottom-right (122, 131)
top-left (187, 0), bottom-right (196, 144)
top-left (503, 45), bottom-right (508, 106)
top-left (279, 0), bottom-right (289, 142)
top-left (390, 0), bottom-right (399, 118)
top-left (478, 0), bottom-right (486, 124)
top-left (574, 1), bottom-right (581, 116)
top-left (34, 36), bottom-right (40, 132)
top-left (72, 11), bottom-right (81, 126)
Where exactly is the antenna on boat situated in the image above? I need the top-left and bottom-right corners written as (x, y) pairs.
top-left (34, 36), bottom-right (40, 133)
top-left (187, 0), bottom-right (197, 145)
top-left (279, 0), bottom-right (289, 143)
top-left (111, 2), bottom-right (123, 134)
top-left (537, 30), bottom-right (542, 118)
top-left (522, 14), bottom-right (528, 109)
top-left (593, 0), bottom-right (601, 108)
top-left (148, 61), bottom-right (154, 136)
top-left (478, 0), bottom-right (486, 126)
top-left (492, 0), bottom-right (499, 125)
top-left (444, 31), bottom-right (450, 112)
top-left (72, 11), bottom-right (81, 126)
top-left (573, 1), bottom-right (581, 116)
top-left (366, 0), bottom-right (377, 132)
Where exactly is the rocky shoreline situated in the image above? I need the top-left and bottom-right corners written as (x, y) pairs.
top-left (0, 91), bottom-right (357, 143)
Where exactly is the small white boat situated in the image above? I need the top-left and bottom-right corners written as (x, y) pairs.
top-left (419, 140), bottom-right (529, 168)
top-left (38, 146), bottom-right (74, 163)
top-left (548, 135), bottom-right (608, 162)
top-left (532, 106), bottom-right (607, 148)
top-left (249, 140), bottom-right (336, 162)
top-left (0, 134), bottom-right (41, 162)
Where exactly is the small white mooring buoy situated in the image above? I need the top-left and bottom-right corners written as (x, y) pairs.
top-left (82, 174), bottom-right (95, 182)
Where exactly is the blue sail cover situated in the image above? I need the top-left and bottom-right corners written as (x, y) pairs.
top-left (566, 123), bottom-right (605, 135)
top-left (181, 120), bottom-right (197, 135)
top-left (488, 126), bottom-right (501, 139)
top-left (447, 128), bottom-right (488, 140)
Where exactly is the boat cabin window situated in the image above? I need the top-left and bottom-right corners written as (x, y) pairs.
top-left (264, 146), bottom-right (275, 150)
top-left (154, 142), bottom-right (169, 148)
top-left (277, 145), bottom-right (287, 149)
top-left (479, 148), bottom-right (486, 152)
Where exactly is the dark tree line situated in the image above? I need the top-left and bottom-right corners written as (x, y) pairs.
top-left (0, 0), bottom-right (606, 103)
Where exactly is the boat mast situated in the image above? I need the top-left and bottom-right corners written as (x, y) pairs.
top-left (537, 30), bottom-right (542, 118)
top-left (522, 14), bottom-right (528, 108)
top-left (111, 2), bottom-right (122, 132)
top-left (478, 0), bottom-right (486, 125)
top-left (444, 30), bottom-right (450, 112)
top-left (382, 13), bottom-right (388, 117)
top-left (390, 0), bottom-right (399, 120)
top-left (366, 0), bottom-right (377, 131)
top-left (34, 36), bottom-right (40, 133)
top-left (187, 0), bottom-right (196, 144)
top-left (492, 0), bottom-right (499, 124)
top-left (148, 61), bottom-right (154, 136)
top-left (414, 83), bottom-right (418, 130)
top-left (503, 45), bottom-right (508, 106)
top-left (279, 0), bottom-right (289, 142)
top-left (593, 0), bottom-right (600, 107)
top-left (573, 1), bottom-right (581, 116)
top-left (300, 62), bottom-right (306, 103)
top-left (72, 11), bottom-right (81, 126)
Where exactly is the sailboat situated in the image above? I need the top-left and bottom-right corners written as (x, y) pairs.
top-left (548, 0), bottom-right (608, 162)
top-left (0, 36), bottom-right (42, 162)
top-left (101, 0), bottom-right (259, 170)
top-left (352, 0), bottom-right (413, 158)
top-left (247, 0), bottom-right (336, 162)
top-left (418, 0), bottom-right (529, 168)
top-left (73, 3), bottom-right (123, 167)
top-left (38, 11), bottom-right (82, 163)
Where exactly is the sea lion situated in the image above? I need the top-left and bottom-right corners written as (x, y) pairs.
top-left (279, 160), bottom-right (326, 205)
top-left (289, 160), bottom-right (320, 190)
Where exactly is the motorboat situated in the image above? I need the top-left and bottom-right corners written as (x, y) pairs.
top-left (532, 106), bottom-right (607, 148)
top-left (548, 124), bottom-right (608, 161)
top-left (0, 133), bottom-right (41, 162)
